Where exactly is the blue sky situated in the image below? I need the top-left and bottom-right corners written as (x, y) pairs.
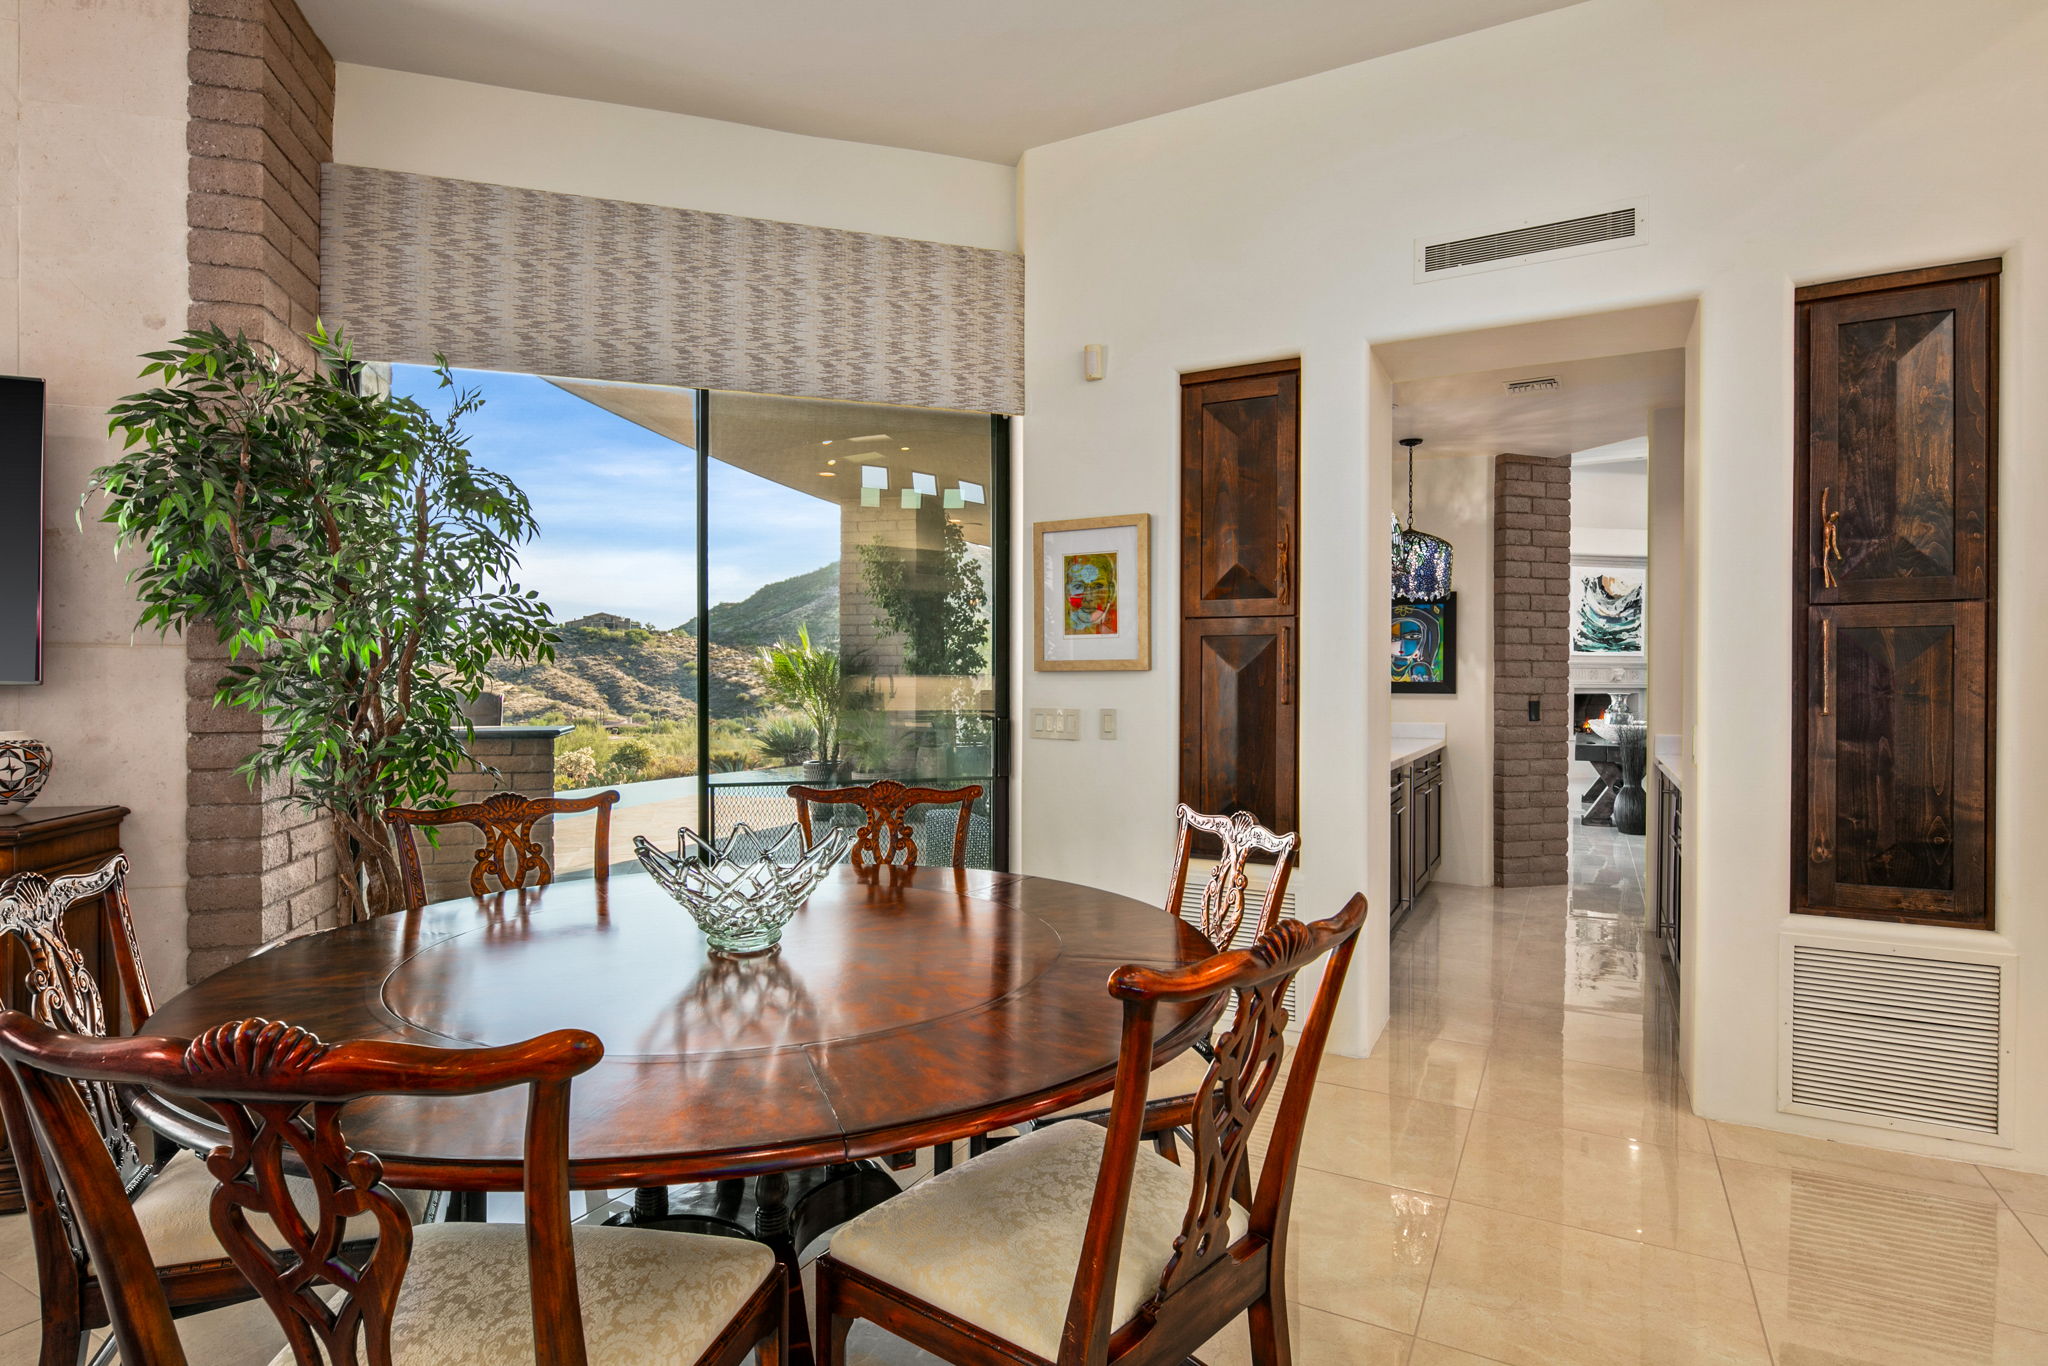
top-left (390, 366), bottom-right (837, 628)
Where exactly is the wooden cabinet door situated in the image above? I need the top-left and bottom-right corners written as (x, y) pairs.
top-left (1389, 767), bottom-right (1412, 924)
top-left (1802, 275), bottom-right (1993, 605)
top-left (1798, 601), bottom-right (1989, 926)
top-left (1180, 361), bottom-right (1299, 618)
top-left (1179, 617), bottom-right (1297, 837)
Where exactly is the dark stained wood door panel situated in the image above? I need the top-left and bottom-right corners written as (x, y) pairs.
top-left (1179, 617), bottom-right (1298, 841)
top-left (1804, 278), bottom-right (1993, 604)
top-left (1799, 601), bottom-right (1988, 925)
top-left (1180, 362), bottom-right (1299, 618)
top-left (1793, 260), bottom-right (1997, 930)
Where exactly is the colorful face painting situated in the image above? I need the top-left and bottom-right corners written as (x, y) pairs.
top-left (1064, 552), bottom-right (1119, 636)
top-left (1391, 597), bottom-right (1456, 694)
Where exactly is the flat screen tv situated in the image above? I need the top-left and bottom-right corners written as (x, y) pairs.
top-left (0, 376), bottom-right (45, 684)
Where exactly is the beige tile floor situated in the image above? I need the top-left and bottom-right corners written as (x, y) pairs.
top-left (4, 818), bottom-right (2047, 1364)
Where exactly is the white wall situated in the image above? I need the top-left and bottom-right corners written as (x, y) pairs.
top-left (0, 0), bottom-right (193, 992)
top-left (1390, 453), bottom-right (1493, 887)
top-left (1570, 465), bottom-right (1648, 558)
top-left (1017, 0), bottom-right (2048, 1166)
top-left (334, 65), bottom-right (1018, 253)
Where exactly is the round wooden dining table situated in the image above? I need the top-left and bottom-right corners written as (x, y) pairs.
top-left (136, 863), bottom-right (1217, 1195)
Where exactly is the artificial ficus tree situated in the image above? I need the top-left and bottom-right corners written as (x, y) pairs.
top-left (93, 325), bottom-right (556, 922)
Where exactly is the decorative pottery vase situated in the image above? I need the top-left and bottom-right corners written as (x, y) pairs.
top-left (0, 733), bottom-right (53, 815)
top-left (635, 822), bottom-right (851, 957)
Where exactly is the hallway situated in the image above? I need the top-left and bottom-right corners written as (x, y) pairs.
top-left (1299, 817), bottom-right (2048, 1365)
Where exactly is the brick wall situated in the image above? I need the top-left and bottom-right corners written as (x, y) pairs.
top-left (184, 0), bottom-right (337, 983)
top-left (1493, 454), bottom-right (1572, 888)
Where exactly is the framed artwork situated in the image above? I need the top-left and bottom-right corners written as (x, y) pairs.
top-left (1572, 556), bottom-right (1645, 655)
top-left (1034, 513), bottom-right (1151, 671)
top-left (1392, 594), bottom-right (1456, 694)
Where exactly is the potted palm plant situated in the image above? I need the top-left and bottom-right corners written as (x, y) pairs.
top-left (754, 626), bottom-right (846, 782)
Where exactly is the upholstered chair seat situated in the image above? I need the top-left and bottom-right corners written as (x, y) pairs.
top-left (827, 1120), bottom-right (1247, 1362)
top-left (264, 1222), bottom-right (776, 1366)
top-left (1044, 1045), bottom-right (1213, 1121)
top-left (131, 1151), bottom-right (428, 1267)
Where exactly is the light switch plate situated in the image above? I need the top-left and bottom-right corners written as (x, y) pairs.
top-left (1029, 707), bottom-right (1082, 740)
top-left (1100, 708), bottom-right (1117, 739)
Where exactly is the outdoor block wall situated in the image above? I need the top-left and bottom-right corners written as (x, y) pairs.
top-left (184, 0), bottom-right (337, 982)
top-left (407, 729), bottom-right (568, 905)
top-left (1493, 454), bottom-right (1571, 888)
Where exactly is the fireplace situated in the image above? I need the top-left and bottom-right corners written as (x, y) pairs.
top-left (1573, 690), bottom-right (1641, 735)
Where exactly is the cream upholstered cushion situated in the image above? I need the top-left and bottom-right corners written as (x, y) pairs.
top-left (265, 1222), bottom-right (775, 1366)
top-left (131, 1151), bottom-right (428, 1267)
top-left (1045, 1045), bottom-right (1213, 1120)
top-left (828, 1118), bottom-right (1247, 1361)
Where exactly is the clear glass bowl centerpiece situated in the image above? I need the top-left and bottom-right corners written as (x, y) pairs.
top-left (634, 822), bottom-right (851, 957)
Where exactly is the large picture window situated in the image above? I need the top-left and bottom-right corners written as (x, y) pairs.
top-left (389, 366), bottom-right (1010, 871)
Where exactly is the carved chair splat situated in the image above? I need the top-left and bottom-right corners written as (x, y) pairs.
top-left (788, 780), bottom-right (984, 872)
top-left (0, 855), bottom-right (349, 1366)
top-left (0, 1014), bottom-right (789, 1366)
top-left (388, 789), bottom-right (620, 912)
top-left (812, 893), bottom-right (1368, 1366)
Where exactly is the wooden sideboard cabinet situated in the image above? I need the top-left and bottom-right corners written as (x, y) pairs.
top-left (1793, 260), bottom-right (1998, 929)
top-left (0, 804), bottom-right (131, 1213)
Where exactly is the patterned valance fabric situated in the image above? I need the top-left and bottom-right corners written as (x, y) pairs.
top-left (321, 165), bottom-right (1024, 414)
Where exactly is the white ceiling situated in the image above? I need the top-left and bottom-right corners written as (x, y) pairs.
top-left (298, 0), bottom-right (1579, 164)
top-left (1391, 349), bottom-right (1684, 465)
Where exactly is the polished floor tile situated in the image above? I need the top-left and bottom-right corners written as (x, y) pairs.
top-left (1980, 1163), bottom-right (2048, 1215)
top-left (1452, 1110), bottom-right (1741, 1261)
top-left (1415, 1202), bottom-right (1772, 1366)
top-left (1749, 1268), bottom-right (2048, 1366)
top-left (1325, 1034), bottom-right (1492, 1109)
top-left (1200, 1299), bottom-right (1416, 1365)
top-left (1708, 1121), bottom-right (1994, 1190)
top-left (1285, 1166), bottom-right (1448, 1333)
top-left (1298, 1081), bottom-right (1474, 1196)
top-left (1474, 1052), bottom-right (1712, 1153)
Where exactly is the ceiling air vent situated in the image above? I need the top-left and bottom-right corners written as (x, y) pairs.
top-left (1780, 936), bottom-right (2011, 1145)
top-left (1505, 377), bottom-right (1560, 394)
top-left (1416, 204), bottom-right (1642, 281)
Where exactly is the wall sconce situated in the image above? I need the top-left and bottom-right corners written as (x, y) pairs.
top-left (1083, 344), bottom-right (1107, 382)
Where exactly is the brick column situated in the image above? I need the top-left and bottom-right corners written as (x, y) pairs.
top-left (184, 0), bottom-right (338, 982)
top-left (1493, 454), bottom-right (1572, 888)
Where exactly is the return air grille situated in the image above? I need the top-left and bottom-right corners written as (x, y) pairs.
top-left (1179, 863), bottom-right (1299, 1016)
top-left (1784, 941), bottom-right (2006, 1141)
top-left (1422, 207), bottom-right (1638, 273)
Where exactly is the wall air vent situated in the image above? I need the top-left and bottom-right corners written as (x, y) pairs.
top-left (1780, 935), bottom-right (2012, 1145)
top-left (1505, 377), bottom-right (1560, 394)
top-left (1415, 203), bottom-right (1642, 281)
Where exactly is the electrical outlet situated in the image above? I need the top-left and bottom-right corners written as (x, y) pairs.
top-left (1029, 707), bottom-right (1082, 740)
top-left (1100, 708), bottom-right (1117, 739)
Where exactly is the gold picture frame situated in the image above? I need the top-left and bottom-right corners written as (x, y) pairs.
top-left (1033, 513), bottom-right (1151, 671)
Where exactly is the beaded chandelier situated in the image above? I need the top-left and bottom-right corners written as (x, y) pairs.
top-left (1392, 436), bottom-right (1454, 601)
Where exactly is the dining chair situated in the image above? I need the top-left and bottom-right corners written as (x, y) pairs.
top-left (0, 856), bottom-right (427, 1366)
top-left (813, 891), bottom-right (1367, 1366)
top-left (787, 779), bottom-right (984, 871)
top-left (387, 788), bottom-right (621, 912)
top-left (1043, 806), bottom-right (1299, 1145)
top-left (0, 1011), bottom-right (788, 1366)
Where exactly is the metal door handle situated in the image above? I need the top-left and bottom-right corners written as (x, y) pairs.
top-left (1820, 618), bottom-right (1832, 716)
top-left (1821, 487), bottom-right (1842, 589)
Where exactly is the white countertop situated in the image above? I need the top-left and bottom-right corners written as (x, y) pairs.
top-left (1653, 733), bottom-right (1688, 788)
top-left (1391, 723), bottom-right (1446, 770)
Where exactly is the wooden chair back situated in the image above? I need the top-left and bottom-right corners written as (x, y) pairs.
top-left (0, 855), bottom-right (158, 1238)
top-left (788, 779), bottom-right (984, 871)
top-left (388, 789), bottom-right (620, 911)
top-left (0, 1013), bottom-right (603, 1366)
top-left (1064, 892), bottom-right (1367, 1364)
top-left (1165, 805), bottom-right (1299, 949)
